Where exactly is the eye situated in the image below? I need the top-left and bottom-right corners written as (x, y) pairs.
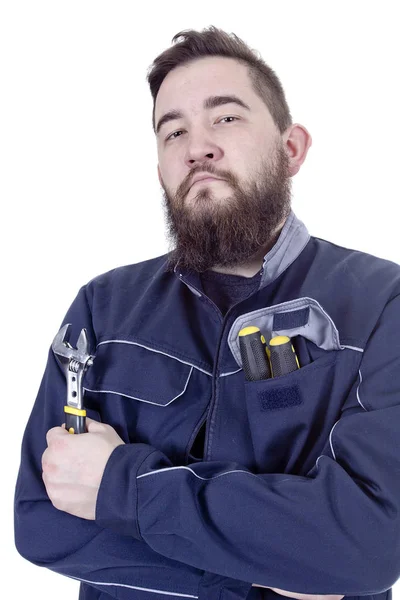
top-left (166, 130), bottom-right (184, 142)
top-left (218, 116), bottom-right (239, 124)
top-left (165, 116), bottom-right (239, 142)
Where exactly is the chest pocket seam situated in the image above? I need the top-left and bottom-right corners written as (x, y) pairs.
top-left (83, 340), bottom-right (197, 407)
top-left (97, 336), bottom-right (213, 375)
top-left (84, 365), bottom-right (194, 407)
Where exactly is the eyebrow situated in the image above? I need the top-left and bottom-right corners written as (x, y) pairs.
top-left (155, 94), bottom-right (251, 136)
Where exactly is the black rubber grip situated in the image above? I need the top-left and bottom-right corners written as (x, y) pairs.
top-left (269, 342), bottom-right (299, 377)
top-left (239, 331), bottom-right (271, 381)
top-left (65, 411), bottom-right (86, 434)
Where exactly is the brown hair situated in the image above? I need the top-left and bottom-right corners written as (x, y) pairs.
top-left (146, 26), bottom-right (293, 135)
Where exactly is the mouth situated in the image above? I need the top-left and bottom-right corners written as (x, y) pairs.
top-left (191, 177), bottom-right (224, 187)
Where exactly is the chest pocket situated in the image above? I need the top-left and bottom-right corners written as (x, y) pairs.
top-left (84, 340), bottom-right (193, 406)
top-left (82, 339), bottom-right (211, 461)
top-left (227, 297), bottom-right (347, 475)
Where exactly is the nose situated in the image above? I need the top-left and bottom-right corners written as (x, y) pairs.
top-left (184, 130), bottom-right (224, 169)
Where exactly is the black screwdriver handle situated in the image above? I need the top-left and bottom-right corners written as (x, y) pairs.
top-left (239, 326), bottom-right (271, 381)
top-left (269, 336), bottom-right (300, 377)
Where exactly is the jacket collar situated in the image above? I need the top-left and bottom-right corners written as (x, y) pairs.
top-left (171, 209), bottom-right (310, 294)
top-left (259, 209), bottom-right (310, 289)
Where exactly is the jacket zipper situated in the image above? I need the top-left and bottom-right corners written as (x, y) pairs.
top-left (204, 296), bottom-right (244, 460)
top-left (185, 411), bottom-right (208, 464)
top-left (177, 274), bottom-right (241, 463)
top-left (204, 321), bottom-right (228, 461)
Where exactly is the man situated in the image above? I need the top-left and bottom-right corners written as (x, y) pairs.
top-left (14, 26), bottom-right (400, 600)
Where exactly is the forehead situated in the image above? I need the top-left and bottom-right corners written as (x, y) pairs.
top-left (155, 56), bottom-right (260, 117)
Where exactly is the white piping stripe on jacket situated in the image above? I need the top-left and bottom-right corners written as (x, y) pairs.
top-left (94, 339), bottom-right (236, 377)
top-left (83, 367), bottom-right (193, 406)
top-left (137, 465), bottom-right (258, 481)
top-left (317, 368), bottom-right (367, 465)
top-left (68, 575), bottom-right (198, 598)
top-left (341, 345), bottom-right (364, 353)
top-left (220, 367), bottom-right (242, 377)
top-left (97, 339), bottom-right (213, 377)
top-left (329, 421), bottom-right (340, 461)
top-left (356, 369), bottom-right (367, 411)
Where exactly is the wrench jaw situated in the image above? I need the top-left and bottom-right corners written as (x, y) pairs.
top-left (51, 324), bottom-right (72, 374)
top-left (52, 323), bottom-right (92, 365)
top-left (52, 323), bottom-right (70, 348)
top-left (76, 328), bottom-right (89, 356)
top-left (51, 324), bottom-right (95, 408)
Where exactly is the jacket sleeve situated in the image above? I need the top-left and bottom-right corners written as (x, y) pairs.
top-left (13, 286), bottom-right (213, 600)
top-left (95, 292), bottom-right (400, 597)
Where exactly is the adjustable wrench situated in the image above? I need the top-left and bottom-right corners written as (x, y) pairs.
top-left (51, 323), bottom-right (95, 434)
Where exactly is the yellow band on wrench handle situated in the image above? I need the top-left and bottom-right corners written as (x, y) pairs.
top-left (64, 406), bottom-right (87, 417)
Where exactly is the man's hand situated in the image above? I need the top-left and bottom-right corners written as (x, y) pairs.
top-left (42, 417), bottom-right (125, 520)
top-left (252, 584), bottom-right (344, 600)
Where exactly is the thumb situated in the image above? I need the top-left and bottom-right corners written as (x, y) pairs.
top-left (86, 416), bottom-right (103, 433)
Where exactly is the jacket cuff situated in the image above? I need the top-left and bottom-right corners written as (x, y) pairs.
top-left (95, 443), bottom-right (156, 540)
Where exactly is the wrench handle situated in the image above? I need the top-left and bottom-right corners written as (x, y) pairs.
top-left (64, 406), bottom-right (86, 434)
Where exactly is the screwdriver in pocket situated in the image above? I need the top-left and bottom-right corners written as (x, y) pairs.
top-left (269, 335), bottom-right (300, 377)
top-left (238, 326), bottom-right (271, 381)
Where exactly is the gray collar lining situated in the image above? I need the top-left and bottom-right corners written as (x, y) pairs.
top-left (228, 296), bottom-right (343, 368)
top-left (260, 210), bottom-right (311, 289)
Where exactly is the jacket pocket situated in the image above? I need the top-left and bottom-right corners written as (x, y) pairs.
top-left (228, 296), bottom-right (343, 371)
top-left (83, 339), bottom-right (193, 406)
top-left (243, 349), bottom-right (339, 474)
top-left (82, 339), bottom-right (212, 461)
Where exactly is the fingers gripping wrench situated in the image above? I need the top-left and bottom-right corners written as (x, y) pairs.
top-left (51, 324), bottom-right (95, 434)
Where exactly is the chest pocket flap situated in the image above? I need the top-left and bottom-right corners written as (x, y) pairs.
top-left (83, 340), bottom-right (193, 407)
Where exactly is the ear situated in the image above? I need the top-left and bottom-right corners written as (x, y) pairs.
top-left (283, 124), bottom-right (313, 177)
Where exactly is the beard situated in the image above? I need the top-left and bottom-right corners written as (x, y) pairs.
top-left (161, 141), bottom-right (292, 274)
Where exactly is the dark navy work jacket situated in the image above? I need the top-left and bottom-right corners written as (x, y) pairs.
top-left (14, 211), bottom-right (400, 600)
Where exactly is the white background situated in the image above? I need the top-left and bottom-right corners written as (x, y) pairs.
top-left (1, 1), bottom-right (400, 598)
